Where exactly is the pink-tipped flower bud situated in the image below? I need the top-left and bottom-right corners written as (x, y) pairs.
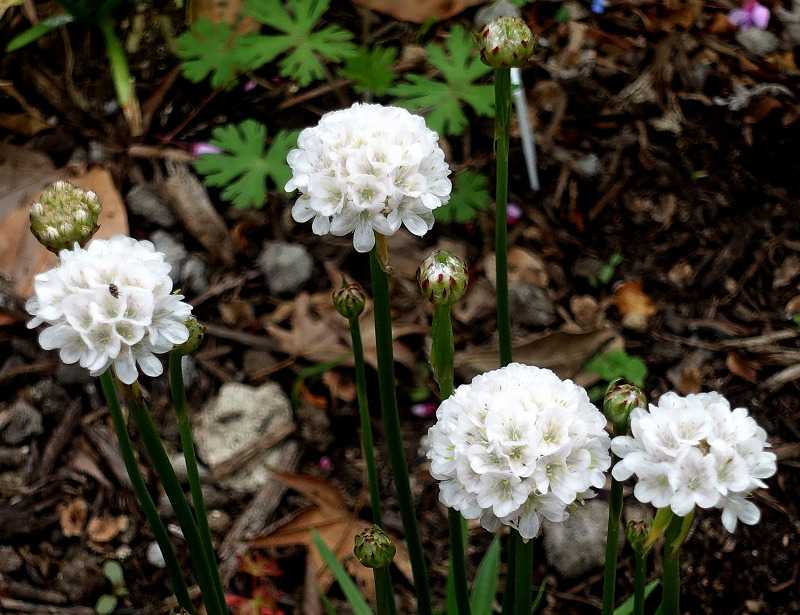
top-left (332, 283), bottom-right (367, 319)
top-left (603, 379), bottom-right (646, 435)
top-left (480, 17), bottom-right (535, 69)
top-left (30, 180), bottom-right (101, 253)
top-left (417, 250), bottom-right (468, 306)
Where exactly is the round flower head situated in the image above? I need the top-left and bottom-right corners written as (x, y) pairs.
top-left (610, 391), bottom-right (777, 533)
top-left (425, 363), bottom-right (611, 541)
top-left (353, 525), bottom-right (396, 568)
top-left (285, 102), bottom-right (452, 253)
top-left (480, 16), bottom-right (535, 69)
top-left (30, 180), bottom-right (102, 253)
top-left (25, 235), bottom-right (192, 385)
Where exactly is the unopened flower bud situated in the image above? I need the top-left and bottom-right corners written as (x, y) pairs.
top-left (626, 519), bottom-right (649, 554)
top-left (30, 180), bottom-right (102, 253)
top-left (603, 379), bottom-right (646, 435)
top-left (173, 317), bottom-right (205, 356)
top-left (332, 283), bottom-right (366, 319)
top-left (417, 250), bottom-right (468, 306)
top-left (353, 525), bottom-right (395, 569)
top-left (480, 16), bottom-right (535, 69)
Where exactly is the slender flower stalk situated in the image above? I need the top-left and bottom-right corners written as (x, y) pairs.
top-left (369, 247), bottom-right (432, 615)
top-left (480, 18), bottom-right (535, 612)
top-left (354, 526), bottom-right (398, 615)
top-left (98, 372), bottom-right (195, 614)
top-left (332, 283), bottom-right (383, 523)
top-left (168, 320), bottom-right (227, 615)
top-left (419, 250), bottom-right (470, 615)
top-left (659, 510), bottom-right (694, 615)
top-left (626, 520), bottom-right (650, 615)
top-left (602, 381), bottom-right (646, 615)
top-left (513, 537), bottom-right (533, 615)
top-left (121, 381), bottom-right (227, 615)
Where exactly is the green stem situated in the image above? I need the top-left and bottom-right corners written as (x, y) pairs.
top-left (98, 373), bottom-right (196, 615)
top-left (494, 67), bottom-right (512, 368)
top-left (168, 353), bottom-right (227, 613)
top-left (660, 513), bottom-right (684, 615)
top-left (513, 533), bottom-right (533, 615)
top-left (501, 535), bottom-right (517, 615)
top-left (369, 250), bottom-right (432, 615)
top-left (349, 316), bottom-right (383, 524)
top-left (375, 566), bottom-right (397, 615)
top-left (122, 381), bottom-right (227, 615)
top-left (633, 548), bottom-right (647, 615)
top-left (99, 17), bottom-right (132, 108)
top-left (602, 478), bottom-right (624, 615)
top-left (447, 508), bottom-right (471, 615)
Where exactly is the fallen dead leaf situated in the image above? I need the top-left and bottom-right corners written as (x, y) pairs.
top-left (0, 145), bottom-right (129, 299)
top-left (250, 472), bottom-right (411, 600)
top-left (59, 498), bottom-right (89, 538)
top-left (667, 350), bottom-right (710, 394)
top-left (612, 280), bottom-right (658, 331)
top-left (188, 0), bottom-right (259, 32)
top-left (352, 0), bottom-right (483, 23)
top-left (87, 515), bottom-right (129, 543)
top-left (456, 327), bottom-right (619, 380)
top-left (484, 248), bottom-right (549, 288)
top-left (570, 295), bottom-right (605, 330)
top-left (726, 352), bottom-right (759, 383)
top-left (773, 255), bottom-right (800, 289)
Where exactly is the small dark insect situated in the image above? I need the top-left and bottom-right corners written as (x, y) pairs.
top-left (108, 284), bottom-right (119, 298)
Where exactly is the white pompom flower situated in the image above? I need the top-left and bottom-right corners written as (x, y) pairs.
top-left (611, 391), bottom-right (777, 532)
top-left (26, 235), bottom-right (192, 385)
top-left (285, 102), bottom-right (452, 253)
top-left (424, 363), bottom-right (612, 541)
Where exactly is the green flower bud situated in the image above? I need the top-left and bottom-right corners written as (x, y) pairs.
top-left (353, 525), bottom-right (395, 569)
top-left (173, 317), bottom-right (205, 356)
top-left (30, 180), bottom-right (102, 253)
top-left (603, 379), bottom-right (646, 435)
top-left (332, 283), bottom-right (366, 319)
top-left (480, 16), bottom-right (535, 69)
top-left (626, 519), bottom-right (649, 555)
top-left (417, 250), bottom-right (468, 306)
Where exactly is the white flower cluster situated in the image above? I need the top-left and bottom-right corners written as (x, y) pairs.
top-left (285, 103), bottom-right (452, 253)
top-left (425, 363), bottom-right (611, 540)
top-left (26, 236), bottom-right (192, 385)
top-left (611, 392), bottom-right (776, 532)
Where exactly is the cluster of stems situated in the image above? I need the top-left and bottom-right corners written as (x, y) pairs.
top-left (98, 329), bottom-right (227, 614)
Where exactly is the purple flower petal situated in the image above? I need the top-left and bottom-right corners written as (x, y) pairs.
top-left (192, 143), bottom-right (223, 157)
top-left (751, 4), bottom-right (770, 29)
top-left (728, 8), bottom-right (750, 27)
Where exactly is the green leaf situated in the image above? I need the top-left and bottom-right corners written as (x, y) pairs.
top-left (613, 580), bottom-right (659, 615)
top-left (793, 314), bottom-right (800, 327)
top-left (5, 13), bottom-right (75, 52)
top-left (312, 530), bottom-right (374, 615)
top-left (392, 25), bottom-right (493, 136)
top-left (435, 170), bottom-right (490, 224)
top-left (341, 46), bottom-right (397, 96)
top-left (586, 349), bottom-right (647, 387)
top-left (245, 0), bottom-right (357, 87)
top-left (194, 120), bottom-right (298, 209)
top-left (470, 537), bottom-right (500, 615)
top-left (532, 581), bottom-right (547, 612)
top-left (595, 253), bottom-right (623, 286)
top-left (102, 560), bottom-right (124, 587)
top-left (175, 18), bottom-right (260, 88)
top-left (95, 594), bottom-right (117, 615)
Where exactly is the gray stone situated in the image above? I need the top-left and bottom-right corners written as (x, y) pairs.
top-left (736, 29), bottom-right (779, 56)
top-left (1, 400), bottom-right (43, 444)
top-left (181, 356), bottom-right (199, 389)
top-left (194, 382), bottom-right (296, 493)
top-left (509, 283), bottom-right (556, 328)
top-left (257, 241), bottom-right (313, 295)
top-left (181, 256), bottom-right (209, 295)
top-left (127, 184), bottom-right (176, 228)
top-left (150, 230), bottom-right (187, 285)
top-left (146, 541), bottom-right (166, 568)
top-left (543, 499), bottom-right (621, 578)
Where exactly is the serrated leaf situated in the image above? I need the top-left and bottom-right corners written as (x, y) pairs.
top-left (392, 25), bottom-right (494, 135)
top-left (176, 18), bottom-right (260, 88)
top-left (341, 46), bottom-right (397, 95)
top-left (586, 349), bottom-right (647, 387)
top-left (194, 120), bottom-right (298, 209)
top-left (435, 170), bottom-right (490, 224)
top-left (245, 0), bottom-right (356, 87)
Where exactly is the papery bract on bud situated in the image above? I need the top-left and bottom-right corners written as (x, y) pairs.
top-left (424, 363), bottom-right (611, 541)
top-left (417, 250), bottom-right (468, 306)
top-left (354, 525), bottom-right (396, 568)
top-left (480, 16), bottom-right (535, 69)
top-left (173, 316), bottom-right (205, 356)
top-left (285, 103), bottom-right (452, 253)
top-left (604, 380), bottom-right (646, 435)
top-left (26, 235), bottom-right (192, 385)
top-left (332, 282), bottom-right (366, 319)
top-left (610, 391), bottom-right (776, 532)
top-left (30, 180), bottom-right (102, 253)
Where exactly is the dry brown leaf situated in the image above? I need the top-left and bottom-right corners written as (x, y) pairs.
top-left (484, 248), bottom-right (549, 288)
top-left (0, 147), bottom-right (129, 299)
top-left (321, 370), bottom-right (357, 403)
top-left (352, 0), bottom-right (483, 23)
top-left (59, 498), bottom-right (88, 538)
top-left (456, 328), bottom-right (619, 380)
top-left (250, 472), bottom-right (412, 599)
top-left (726, 352), bottom-right (759, 383)
top-left (87, 515), bottom-right (129, 543)
top-left (188, 0), bottom-right (258, 32)
top-left (612, 281), bottom-right (657, 331)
